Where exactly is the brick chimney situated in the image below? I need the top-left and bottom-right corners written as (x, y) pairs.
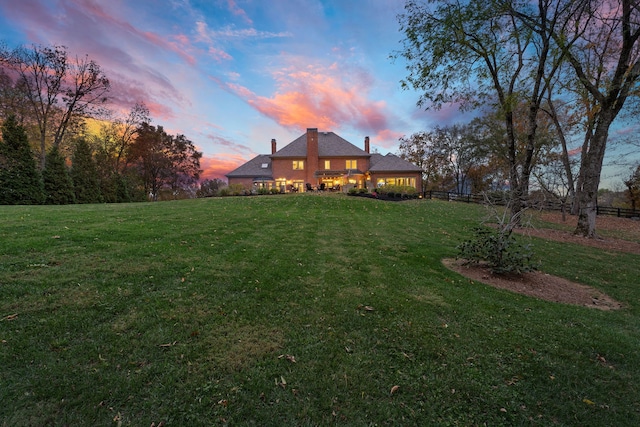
top-left (271, 138), bottom-right (277, 154)
top-left (306, 128), bottom-right (319, 184)
top-left (364, 136), bottom-right (370, 153)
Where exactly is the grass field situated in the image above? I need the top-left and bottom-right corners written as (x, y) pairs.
top-left (1, 194), bottom-right (639, 426)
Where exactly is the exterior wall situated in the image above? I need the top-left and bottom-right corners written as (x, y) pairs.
top-left (318, 156), bottom-right (370, 172)
top-left (272, 158), bottom-right (307, 183)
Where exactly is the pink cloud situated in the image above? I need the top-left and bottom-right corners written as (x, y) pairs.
top-left (220, 58), bottom-right (392, 136)
top-left (200, 154), bottom-right (247, 181)
top-left (373, 129), bottom-right (405, 149)
top-left (226, 0), bottom-right (253, 25)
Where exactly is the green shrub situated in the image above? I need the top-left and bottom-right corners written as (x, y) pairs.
top-left (228, 183), bottom-right (246, 196)
top-left (457, 226), bottom-right (537, 275)
top-left (358, 188), bottom-right (368, 194)
top-left (348, 188), bottom-right (358, 195)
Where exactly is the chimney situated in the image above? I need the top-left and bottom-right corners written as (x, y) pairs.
top-left (364, 136), bottom-right (370, 153)
top-left (306, 128), bottom-right (319, 184)
top-left (271, 138), bottom-right (277, 154)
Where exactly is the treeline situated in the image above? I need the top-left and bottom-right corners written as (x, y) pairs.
top-left (0, 43), bottom-right (202, 204)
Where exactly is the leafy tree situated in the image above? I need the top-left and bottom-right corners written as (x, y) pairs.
top-left (0, 114), bottom-right (44, 204)
top-left (431, 123), bottom-right (490, 194)
top-left (128, 123), bottom-right (170, 201)
top-left (164, 133), bottom-right (202, 199)
top-left (42, 145), bottom-right (75, 204)
top-left (396, 0), bottom-right (582, 223)
top-left (0, 43), bottom-right (110, 168)
top-left (127, 123), bottom-right (202, 201)
top-left (197, 178), bottom-right (226, 197)
top-left (70, 138), bottom-right (101, 203)
top-left (398, 131), bottom-right (449, 191)
top-left (624, 164), bottom-right (640, 212)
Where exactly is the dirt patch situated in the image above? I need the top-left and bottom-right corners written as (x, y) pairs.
top-left (442, 258), bottom-right (622, 310)
top-left (442, 212), bottom-right (638, 310)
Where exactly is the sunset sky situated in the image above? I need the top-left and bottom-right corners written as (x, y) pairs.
top-left (0, 0), bottom-right (636, 187)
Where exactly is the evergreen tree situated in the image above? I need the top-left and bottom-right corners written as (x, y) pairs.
top-left (0, 114), bottom-right (44, 204)
top-left (70, 138), bottom-right (102, 203)
top-left (42, 145), bottom-right (75, 205)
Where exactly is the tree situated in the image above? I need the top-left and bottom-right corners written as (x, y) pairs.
top-left (624, 164), bottom-right (640, 211)
top-left (398, 131), bottom-right (449, 190)
top-left (70, 138), bottom-right (101, 203)
top-left (92, 104), bottom-right (149, 203)
top-left (431, 123), bottom-right (490, 194)
top-left (546, 0), bottom-right (640, 237)
top-left (396, 0), bottom-right (583, 223)
top-left (42, 145), bottom-right (75, 205)
top-left (197, 178), bottom-right (226, 197)
top-left (127, 123), bottom-right (202, 201)
top-left (0, 114), bottom-right (44, 204)
top-left (164, 133), bottom-right (202, 199)
top-left (0, 44), bottom-right (110, 168)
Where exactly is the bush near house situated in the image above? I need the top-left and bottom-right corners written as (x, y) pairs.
top-left (376, 185), bottom-right (418, 199)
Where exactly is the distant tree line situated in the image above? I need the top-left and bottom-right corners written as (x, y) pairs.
top-left (1, 43), bottom-right (202, 204)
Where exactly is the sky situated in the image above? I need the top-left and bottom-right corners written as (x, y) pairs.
top-left (0, 0), bottom-right (636, 188)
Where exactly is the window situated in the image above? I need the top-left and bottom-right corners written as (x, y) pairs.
top-left (261, 163), bottom-right (269, 169)
top-left (292, 160), bottom-right (304, 170)
top-left (346, 160), bottom-right (357, 169)
top-left (324, 160), bottom-right (331, 170)
top-left (377, 177), bottom-right (416, 188)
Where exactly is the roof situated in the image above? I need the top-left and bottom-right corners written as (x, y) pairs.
top-left (271, 131), bottom-right (370, 158)
top-left (225, 154), bottom-right (273, 179)
top-left (226, 132), bottom-right (423, 179)
top-left (369, 153), bottom-right (423, 172)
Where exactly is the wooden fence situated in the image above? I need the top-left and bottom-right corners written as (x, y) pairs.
top-left (423, 191), bottom-right (640, 219)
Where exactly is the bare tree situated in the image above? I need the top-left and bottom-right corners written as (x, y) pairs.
top-left (0, 44), bottom-right (110, 168)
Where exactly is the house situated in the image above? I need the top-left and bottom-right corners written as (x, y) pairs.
top-left (226, 128), bottom-right (423, 193)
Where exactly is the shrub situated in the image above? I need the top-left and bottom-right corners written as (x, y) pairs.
top-left (358, 188), bottom-right (368, 194)
top-left (348, 188), bottom-right (358, 195)
top-left (228, 183), bottom-right (246, 196)
top-left (457, 226), bottom-right (537, 275)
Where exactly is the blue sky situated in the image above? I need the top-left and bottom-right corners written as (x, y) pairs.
top-left (0, 0), bottom-right (635, 187)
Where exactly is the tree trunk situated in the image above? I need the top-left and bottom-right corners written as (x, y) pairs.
top-left (574, 111), bottom-right (614, 237)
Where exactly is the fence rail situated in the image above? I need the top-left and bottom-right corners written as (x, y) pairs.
top-left (423, 191), bottom-right (640, 219)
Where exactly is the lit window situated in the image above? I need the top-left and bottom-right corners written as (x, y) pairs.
top-left (324, 160), bottom-right (331, 169)
top-left (346, 160), bottom-right (357, 169)
top-left (293, 160), bottom-right (304, 170)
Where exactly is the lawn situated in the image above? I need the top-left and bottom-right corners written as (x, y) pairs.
top-left (1, 194), bottom-right (639, 426)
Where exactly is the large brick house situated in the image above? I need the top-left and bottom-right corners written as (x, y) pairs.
top-left (226, 128), bottom-right (423, 193)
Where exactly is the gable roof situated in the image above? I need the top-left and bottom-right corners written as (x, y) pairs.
top-left (271, 131), bottom-right (370, 158)
top-left (226, 154), bottom-right (273, 179)
top-left (369, 153), bottom-right (423, 172)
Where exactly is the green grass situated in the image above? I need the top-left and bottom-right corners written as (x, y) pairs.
top-left (1, 194), bottom-right (639, 426)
